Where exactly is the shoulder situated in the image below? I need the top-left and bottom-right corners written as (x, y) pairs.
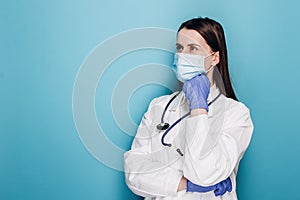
top-left (148, 91), bottom-right (179, 107)
top-left (225, 97), bottom-right (250, 113)
top-left (143, 91), bottom-right (179, 118)
top-left (224, 97), bottom-right (252, 126)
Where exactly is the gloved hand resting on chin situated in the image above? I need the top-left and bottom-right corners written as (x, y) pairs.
top-left (183, 74), bottom-right (210, 111)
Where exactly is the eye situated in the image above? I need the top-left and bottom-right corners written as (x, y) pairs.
top-left (176, 45), bottom-right (183, 52)
top-left (190, 46), bottom-right (198, 51)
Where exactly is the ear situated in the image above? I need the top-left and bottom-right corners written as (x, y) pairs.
top-left (212, 51), bottom-right (220, 66)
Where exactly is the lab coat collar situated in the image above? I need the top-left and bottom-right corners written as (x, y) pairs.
top-left (168, 84), bottom-right (220, 111)
top-left (168, 91), bottom-right (185, 111)
top-left (207, 84), bottom-right (220, 102)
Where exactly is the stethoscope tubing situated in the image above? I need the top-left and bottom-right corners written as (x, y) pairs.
top-left (160, 92), bottom-right (222, 153)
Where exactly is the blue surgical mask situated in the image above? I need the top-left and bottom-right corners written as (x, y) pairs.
top-left (173, 53), bottom-right (214, 82)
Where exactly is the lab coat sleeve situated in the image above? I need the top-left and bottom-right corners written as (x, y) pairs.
top-left (182, 101), bottom-right (253, 186)
top-left (124, 98), bottom-right (183, 198)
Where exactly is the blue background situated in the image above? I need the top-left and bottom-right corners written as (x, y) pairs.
top-left (1, 0), bottom-right (300, 199)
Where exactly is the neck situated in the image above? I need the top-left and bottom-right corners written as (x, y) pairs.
top-left (207, 70), bottom-right (214, 87)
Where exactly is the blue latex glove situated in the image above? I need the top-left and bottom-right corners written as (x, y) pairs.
top-left (186, 177), bottom-right (232, 196)
top-left (214, 177), bottom-right (232, 196)
top-left (182, 74), bottom-right (210, 111)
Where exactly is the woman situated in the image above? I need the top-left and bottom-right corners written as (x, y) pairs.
top-left (124, 17), bottom-right (253, 200)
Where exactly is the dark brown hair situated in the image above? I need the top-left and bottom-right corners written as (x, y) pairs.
top-left (178, 17), bottom-right (238, 100)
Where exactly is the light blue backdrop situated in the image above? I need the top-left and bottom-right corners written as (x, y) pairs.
top-left (1, 0), bottom-right (300, 199)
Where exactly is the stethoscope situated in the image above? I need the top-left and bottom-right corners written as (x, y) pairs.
top-left (156, 92), bottom-right (221, 156)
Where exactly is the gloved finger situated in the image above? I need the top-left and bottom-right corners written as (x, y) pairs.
top-left (182, 81), bottom-right (191, 92)
top-left (226, 177), bottom-right (232, 192)
top-left (213, 188), bottom-right (220, 196)
top-left (218, 181), bottom-right (227, 196)
top-left (196, 74), bottom-right (210, 85)
top-left (214, 182), bottom-right (224, 196)
top-left (183, 82), bottom-right (196, 100)
top-left (182, 81), bottom-right (192, 95)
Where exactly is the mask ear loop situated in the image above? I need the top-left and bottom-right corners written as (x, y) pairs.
top-left (205, 64), bottom-right (216, 74)
top-left (205, 62), bottom-right (216, 87)
top-left (205, 52), bottom-right (217, 74)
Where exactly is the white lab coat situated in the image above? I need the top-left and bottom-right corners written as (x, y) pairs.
top-left (124, 85), bottom-right (253, 200)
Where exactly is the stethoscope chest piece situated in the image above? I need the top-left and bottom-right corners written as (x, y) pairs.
top-left (156, 122), bottom-right (170, 130)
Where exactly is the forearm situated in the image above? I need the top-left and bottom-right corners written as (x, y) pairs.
top-left (182, 114), bottom-right (239, 185)
top-left (125, 151), bottom-right (183, 197)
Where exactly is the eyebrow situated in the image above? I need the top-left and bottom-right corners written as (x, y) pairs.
top-left (187, 43), bottom-right (202, 47)
top-left (176, 43), bottom-right (202, 47)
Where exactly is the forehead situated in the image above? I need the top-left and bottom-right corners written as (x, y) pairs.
top-left (177, 28), bottom-right (209, 48)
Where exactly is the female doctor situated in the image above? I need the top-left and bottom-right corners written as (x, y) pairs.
top-left (124, 17), bottom-right (253, 200)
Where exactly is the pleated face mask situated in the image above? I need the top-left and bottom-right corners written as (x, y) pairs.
top-left (173, 52), bottom-right (214, 82)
